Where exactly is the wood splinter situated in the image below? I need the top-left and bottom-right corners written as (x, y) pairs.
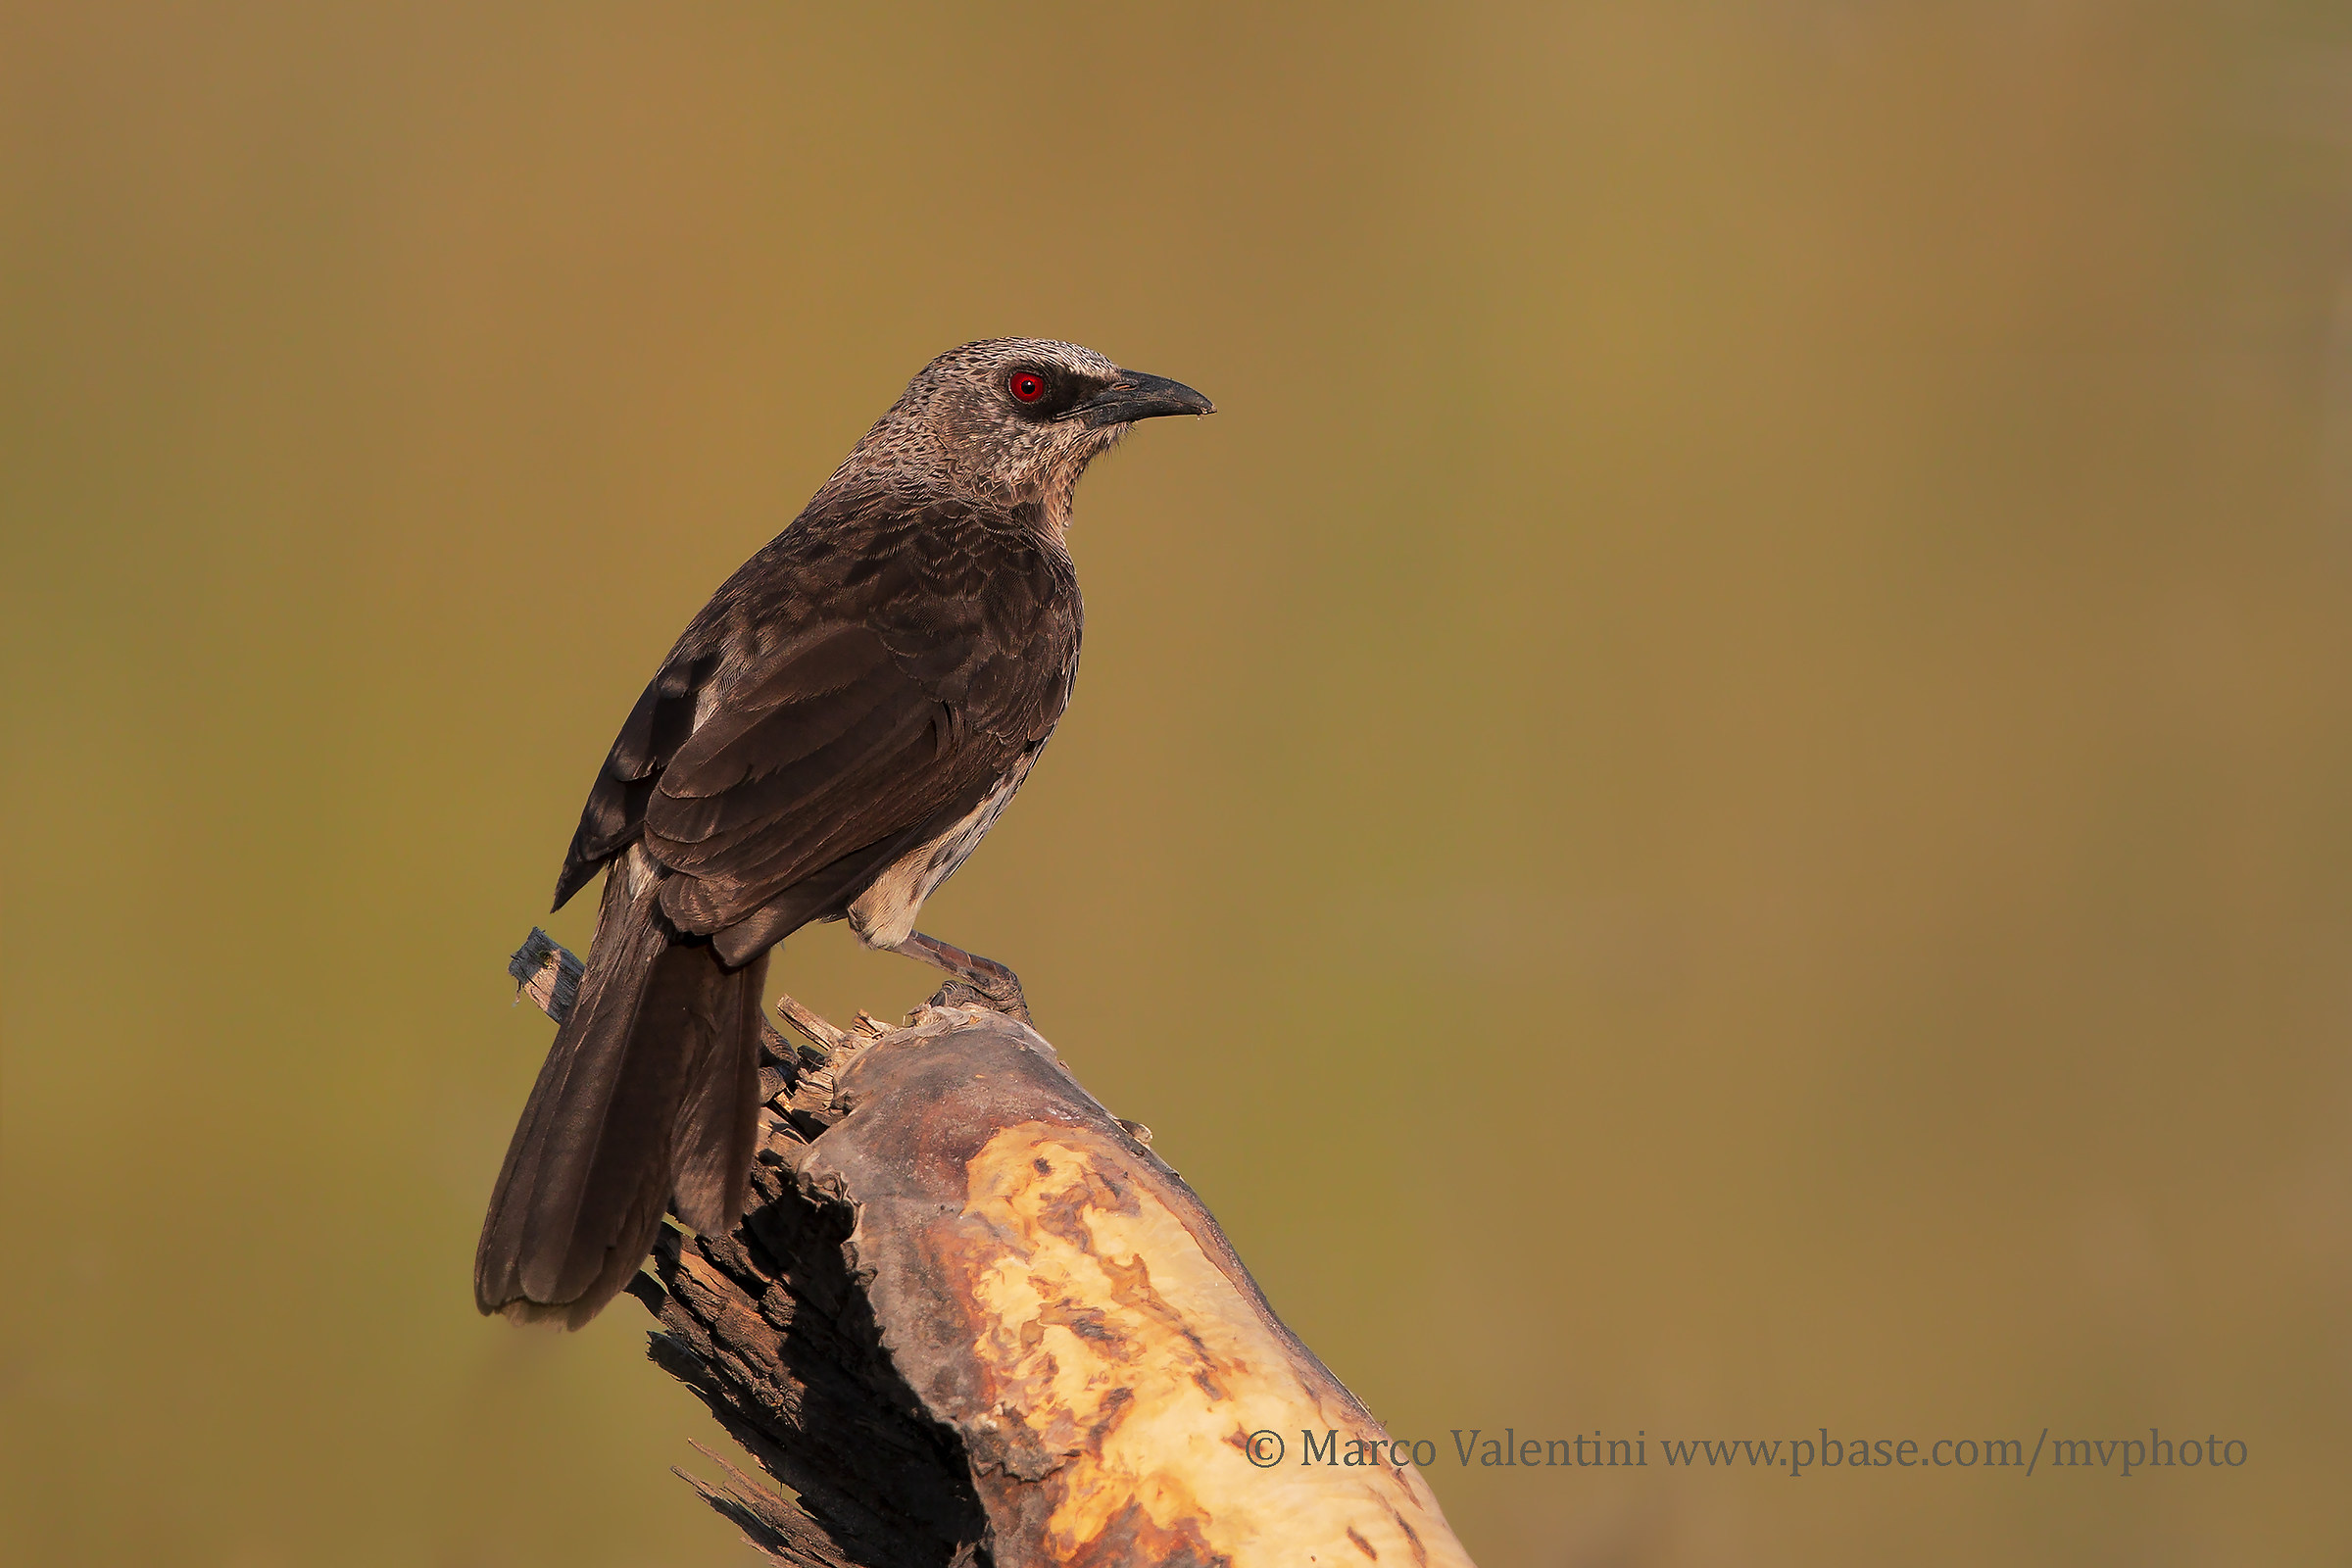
top-left (508, 929), bottom-right (1477, 1568)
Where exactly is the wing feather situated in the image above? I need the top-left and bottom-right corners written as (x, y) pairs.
top-left (552, 489), bottom-right (1080, 945)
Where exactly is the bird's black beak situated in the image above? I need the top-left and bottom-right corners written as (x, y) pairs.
top-left (1072, 369), bottom-right (1216, 428)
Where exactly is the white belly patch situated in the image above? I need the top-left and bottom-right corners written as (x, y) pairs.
top-left (846, 755), bottom-right (1037, 950)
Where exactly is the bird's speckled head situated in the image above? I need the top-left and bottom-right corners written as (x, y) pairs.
top-left (818, 338), bottom-right (1213, 533)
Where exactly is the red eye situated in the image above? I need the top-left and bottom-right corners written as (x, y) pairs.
top-left (1007, 371), bottom-right (1046, 403)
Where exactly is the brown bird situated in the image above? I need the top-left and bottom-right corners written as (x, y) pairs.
top-left (476, 338), bottom-right (1212, 1326)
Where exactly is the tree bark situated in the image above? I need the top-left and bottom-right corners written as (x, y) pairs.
top-left (507, 930), bottom-right (1476, 1568)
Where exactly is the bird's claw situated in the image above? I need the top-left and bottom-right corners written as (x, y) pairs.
top-left (932, 975), bottom-right (1031, 1026)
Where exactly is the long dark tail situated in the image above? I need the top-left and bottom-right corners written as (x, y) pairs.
top-left (475, 849), bottom-right (768, 1327)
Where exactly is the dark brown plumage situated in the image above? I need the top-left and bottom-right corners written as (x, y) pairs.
top-left (476, 338), bottom-right (1211, 1326)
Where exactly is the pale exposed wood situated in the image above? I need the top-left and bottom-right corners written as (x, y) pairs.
top-left (507, 930), bottom-right (1476, 1568)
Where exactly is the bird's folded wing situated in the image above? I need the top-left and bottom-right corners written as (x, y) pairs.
top-left (643, 624), bottom-right (1017, 931)
top-left (551, 501), bottom-right (1079, 929)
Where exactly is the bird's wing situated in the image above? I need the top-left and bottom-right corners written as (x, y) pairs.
top-left (552, 648), bottom-right (713, 909)
top-left (552, 497), bottom-right (1078, 935)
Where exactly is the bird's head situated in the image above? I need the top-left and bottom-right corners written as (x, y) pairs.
top-left (831, 338), bottom-right (1213, 528)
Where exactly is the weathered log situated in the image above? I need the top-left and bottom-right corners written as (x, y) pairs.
top-left (507, 929), bottom-right (1475, 1568)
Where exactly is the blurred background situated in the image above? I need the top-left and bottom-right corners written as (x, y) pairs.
top-left (5, 3), bottom-right (2351, 1563)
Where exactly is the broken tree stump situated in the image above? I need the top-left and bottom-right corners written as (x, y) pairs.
top-left (507, 929), bottom-right (1476, 1568)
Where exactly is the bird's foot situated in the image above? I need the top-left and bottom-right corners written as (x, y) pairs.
top-left (957, 951), bottom-right (1031, 1023)
top-left (893, 930), bottom-right (1034, 1025)
top-left (930, 973), bottom-right (1032, 1026)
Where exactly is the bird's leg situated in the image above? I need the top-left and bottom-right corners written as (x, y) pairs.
top-left (887, 931), bottom-right (1032, 1024)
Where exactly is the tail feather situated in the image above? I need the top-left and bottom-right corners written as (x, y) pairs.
top-left (668, 950), bottom-right (766, 1234)
top-left (475, 850), bottom-right (768, 1327)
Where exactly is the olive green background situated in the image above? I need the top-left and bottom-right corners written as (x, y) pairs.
top-left (6, 4), bottom-right (2351, 1564)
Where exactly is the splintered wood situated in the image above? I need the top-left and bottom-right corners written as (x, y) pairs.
top-left (507, 932), bottom-right (1476, 1568)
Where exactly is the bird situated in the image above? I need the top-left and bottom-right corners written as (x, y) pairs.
top-left (474, 338), bottom-right (1213, 1327)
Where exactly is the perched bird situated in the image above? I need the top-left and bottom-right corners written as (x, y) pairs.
top-left (476, 338), bottom-right (1212, 1326)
